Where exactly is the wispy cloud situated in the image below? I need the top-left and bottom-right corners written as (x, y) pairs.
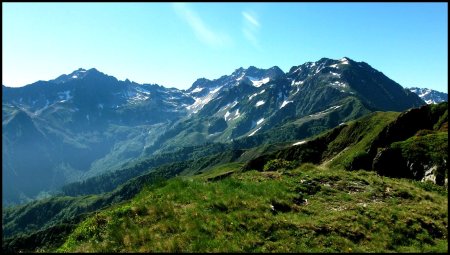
top-left (172, 3), bottom-right (232, 49)
top-left (242, 11), bottom-right (261, 50)
top-left (243, 11), bottom-right (260, 27)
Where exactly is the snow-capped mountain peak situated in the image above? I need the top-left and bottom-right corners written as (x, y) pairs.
top-left (184, 66), bottom-right (285, 113)
top-left (407, 87), bottom-right (448, 104)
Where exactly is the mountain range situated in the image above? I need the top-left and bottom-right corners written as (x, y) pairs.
top-left (1, 57), bottom-right (431, 205)
top-left (2, 57), bottom-right (448, 252)
top-left (3, 101), bottom-right (447, 252)
top-left (407, 87), bottom-right (448, 104)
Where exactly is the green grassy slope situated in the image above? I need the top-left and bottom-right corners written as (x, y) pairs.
top-left (323, 111), bottom-right (400, 170)
top-left (242, 111), bottom-right (400, 172)
top-left (1, 150), bottom-right (244, 251)
top-left (244, 102), bottom-right (448, 183)
top-left (56, 163), bottom-right (448, 252)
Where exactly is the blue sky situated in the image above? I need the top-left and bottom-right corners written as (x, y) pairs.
top-left (3, 2), bottom-right (448, 92)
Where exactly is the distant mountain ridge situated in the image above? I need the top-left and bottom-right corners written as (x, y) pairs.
top-left (407, 87), bottom-right (448, 104)
top-left (2, 57), bottom-right (426, 205)
top-left (146, 57), bottom-right (424, 155)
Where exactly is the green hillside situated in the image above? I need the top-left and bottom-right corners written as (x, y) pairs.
top-left (56, 163), bottom-right (447, 252)
top-left (244, 102), bottom-right (448, 183)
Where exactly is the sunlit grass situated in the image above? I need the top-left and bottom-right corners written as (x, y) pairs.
top-left (57, 163), bottom-right (448, 252)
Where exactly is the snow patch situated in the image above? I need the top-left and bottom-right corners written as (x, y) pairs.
top-left (340, 58), bottom-right (349, 65)
top-left (292, 66), bottom-right (302, 74)
top-left (248, 93), bottom-right (258, 101)
top-left (248, 127), bottom-right (262, 137)
top-left (255, 100), bottom-right (265, 107)
top-left (191, 87), bottom-right (204, 93)
top-left (280, 100), bottom-right (293, 109)
top-left (224, 111), bottom-right (231, 121)
top-left (291, 80), bottom-right (304, 86)
top-left (236, 73), bottom-right (245, 81)
top-left (332, 81), bottom-right (347, 88)
top-left (248, 76), bottom-right (270, 87)
top-left (330, 72), bottom-right (340, 77)
top-left (292, 140), bottom-right (306, 146)
top-left (135, 87), bottom-right (151, 95)
top-left (126, 88), bottom-right (151, 104)
top-left (314, 62), bottom-right (326, 74)
top-left (419, 90), bottom-right (431, 98)
top-left (129, 93), bottom-right (149, 102)
top-left (210, 87), bottom-right (221, 94)
top-left (220, 100), bottom-right (239, 112)
top-left (308, 105), bottom-right (342, 118)
top-left (186, 86), bottom-right (221, 113)
top-left (231, 109), bottom-right (241, 120)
